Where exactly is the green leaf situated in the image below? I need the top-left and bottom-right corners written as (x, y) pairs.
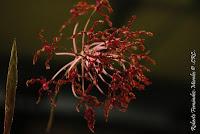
top-left (3, 39), bottom-right (18, 134)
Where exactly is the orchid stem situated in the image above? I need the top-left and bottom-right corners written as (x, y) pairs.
top-left (73, 23), bottom-right (79, 53)
top-left (81, 9), bottom-right (96, 94)
top-left (46, 92), bottom-right (58, 134)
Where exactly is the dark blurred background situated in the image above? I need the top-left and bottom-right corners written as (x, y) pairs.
top-left (0, 0), bottom-right (199, 134)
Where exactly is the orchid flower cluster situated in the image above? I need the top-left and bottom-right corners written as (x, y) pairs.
top-left (27, 0), bottom-right (155, 132)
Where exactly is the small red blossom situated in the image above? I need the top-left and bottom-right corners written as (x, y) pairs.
top-left (70, 2), bottom-right (95, 19)
top-left (84, 107), bottom-right (96, 133)
top-left (104, 98), bottom-right (115, 122)
top-left (27, 0), bottom-right (155, 133)
top-left (33, 30), bottom-right (61, 69)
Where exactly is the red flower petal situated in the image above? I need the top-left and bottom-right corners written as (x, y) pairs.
top-left (84, 107), bottom-right (96, 133)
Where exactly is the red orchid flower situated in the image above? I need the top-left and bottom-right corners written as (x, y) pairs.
top-left (27, 0), bottom-right (155, 133)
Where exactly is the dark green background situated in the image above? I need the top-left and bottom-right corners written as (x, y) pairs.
top-left (0, 0), bottom-right (199, 134)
